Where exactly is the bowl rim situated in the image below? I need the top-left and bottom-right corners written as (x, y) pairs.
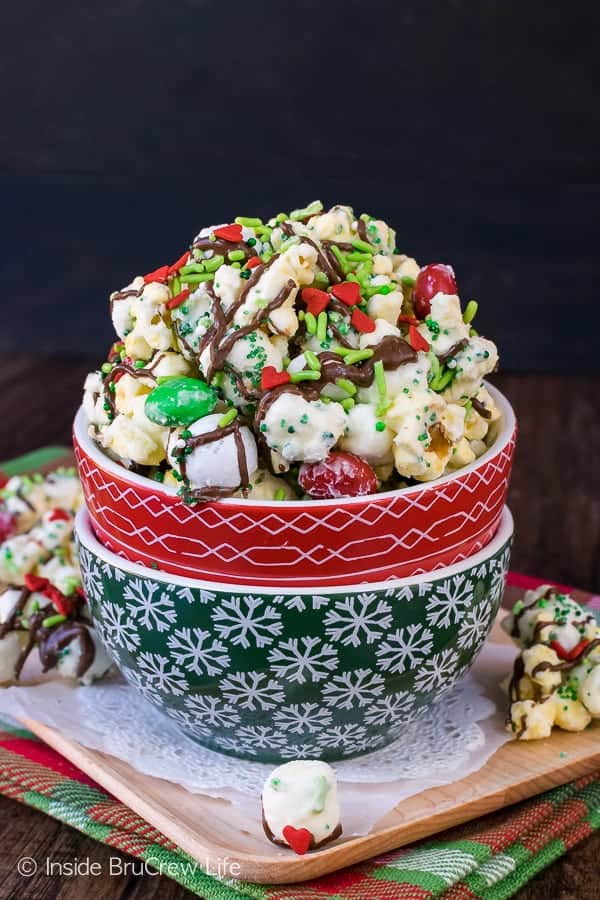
top-left (75, 505), bottom-right (514, 595)
top-left (73, 381), bottom-right (516, 509)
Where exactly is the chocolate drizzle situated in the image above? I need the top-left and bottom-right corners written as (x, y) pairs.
top-left (103, 361), bottom-right (159, 415)
top-left (437, 339), bottom-right (469, 364)
top-left (177, 418), bottom-right (253, 502)
top-left (109, 285), bottom-right (142, 315)
top-left (0, 587), bottom-right (96, 681)
top-left (472, 397), bottom-right (492, 419)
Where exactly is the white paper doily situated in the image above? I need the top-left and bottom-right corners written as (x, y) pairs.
top-left (0, 639), bottom-right (516, 835)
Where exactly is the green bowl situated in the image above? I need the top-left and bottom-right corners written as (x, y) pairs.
top-left (75, 507), bottom-right (513, 763)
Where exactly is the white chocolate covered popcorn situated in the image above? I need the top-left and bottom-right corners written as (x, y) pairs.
top-left (262, 760), bottom-right (342, 852)
top-left (503, 586), bottom-right (600, 740)
top-left (83, 202), bottom-right (500, 501)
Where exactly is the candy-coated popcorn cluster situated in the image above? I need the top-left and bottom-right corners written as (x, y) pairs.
top-left (83, 202), bottom-right (500, 501)
top-left (502, 585), bottom-right (600, 739)
top-left (262, 760), bottom-right (341, 854)
top-left (0, 469), bottom-right (111, 685)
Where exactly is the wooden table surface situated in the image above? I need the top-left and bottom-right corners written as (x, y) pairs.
top-left (0, 356), bottom-right (598, 899)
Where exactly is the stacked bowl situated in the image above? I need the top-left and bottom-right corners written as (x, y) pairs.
top-left (73, 383), bottom-right (516, 763)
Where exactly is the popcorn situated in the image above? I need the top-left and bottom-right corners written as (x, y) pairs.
top-left (83, 202), bottom-right (501, 500)
top-left (0, 470), bottom-right (111, 686)
top-left (503, 586), bottom-right (600, 740)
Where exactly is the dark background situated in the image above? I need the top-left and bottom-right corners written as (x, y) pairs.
top-left (1, 1), bottom-right (599, 369)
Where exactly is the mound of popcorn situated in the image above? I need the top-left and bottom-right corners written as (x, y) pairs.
top-left (83, 201), bottom-right (501, 502)
top-left (502, 585), bottom-right (600, 739)
top-left (0, 469), bottom-right (111, 685)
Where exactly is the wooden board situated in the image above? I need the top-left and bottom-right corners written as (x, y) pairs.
top-left (19, 617), bottom-right (600, 885)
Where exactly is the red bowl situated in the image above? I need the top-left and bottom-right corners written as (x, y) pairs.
top-left (73, 384), bottom-right (516, 588)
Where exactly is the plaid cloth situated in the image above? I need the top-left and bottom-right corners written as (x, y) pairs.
top-left (1, 448), bottom-right (599, 898)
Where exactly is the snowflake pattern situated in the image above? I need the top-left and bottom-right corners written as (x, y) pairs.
top-left (79, 547), bottom-right (104, 603)
top-left (322, 668), bottom-right (385, 710)
top-left (317, 723), bottom-right (372, 753)
top-left (273, 702), bottom-right (333, 734)
top-left (124, 579), bottom-right (177, 633)
top-left (98, 601), bottom-right (140, 653)
top-left (211, 596), bottom-right (282, 649)
top-left (324, 593), bottom-right (393, 647)
top-left (388, 582), bottom-right (433, 602)
top-left (375, 623), bottom-right (434, 674)
top-left (414, 649), bottom-right (462, 693)
top-left (458, 598), bottom-right (493, 650)
top-left (267, 636), bottom-right (338, 683)
top-left (183, 694), bottom-right (239, 729)
top-left (219, 670), bottom-right (284, 710)
top-left (426, 575), bottom-right (474, 628)
top-left (166, 627), bottom-right (230, 676)
top-left (136, 651), bottom-right (188, 696)
top-left (364, 691), bottom-right (415, 726)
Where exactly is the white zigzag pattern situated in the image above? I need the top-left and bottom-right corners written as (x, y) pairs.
top-left (76, 432), bottom-right (514, 572)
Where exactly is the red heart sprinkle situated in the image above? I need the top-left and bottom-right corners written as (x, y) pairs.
top-left (331, 281), bottom-right (361, 306)
top-left (0, 470), bottom-right (9, 489)
top-left (246, 256), bottom-right (262, 269)
top-left (24, 574), bottom-right (50, 593)
top-left (409, 324), bottom-right (430, 352)
top-left (214, 224), bottom-right (243, 243)
top-left (301, 288), bottom-right (330, 317)
top-left (261, 367), bottom-right (291, 391)
top-left (566, 639), bottom-right (591, 661)
top-left (282, 825), bottom-right (313, 855)
top-left (166, 288), bottom-right (191, 310)
top-left (168, 252), bottom-right (190, 275)
top-left (143, 265), bottom-right (170, 284)
top-left (43, 585), bottom-right (73, 617)
top-left (351, 308), bottom-right (376, 334)
top-left (49, 508), bottom-right (71, 523)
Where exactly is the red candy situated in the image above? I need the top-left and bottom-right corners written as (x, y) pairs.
top-left (413, 263), bottom-right (457, 319)
top-left (330, 281), bottom-right (361, 306)
top-left (44, 585), bottom-right (73, 617)
top-left (48, 508), bottom-right (71, 523)
top-left (551, 638), bottom-right (591, 662)
top-left (166, 288), bottom-right (191, 310)
top-left (143, 265), bottom-right (170, 285)
top-left (397, 314), bottom-right (420, 326)
top-left (282, 825), bottom-right (313, 855)
top-left (261, 366), bottom-right (291, 391)
top-left (168, 251), bottom-right (190, 275)
top-left (0, 510), bottom-right (16, 542)
top-left (0, 470), bottom-right (9, 489)
top-left (301, 288), bottom-right (330, 317)
top-left (299, 452), bottom-right (378, 499)
top-left (213, 224), bottom-right (243, 243)
top-left (246, 256), bottom-right (262, 269)
top-left (408, 324), bottom-right (430, 352)
top-left (24, 574), bottom-right (50, 593)
top-left (351, 308), bottom-right (376, 334)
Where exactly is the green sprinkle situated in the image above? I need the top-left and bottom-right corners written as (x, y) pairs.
top-left (42, 614), bottom-right (67, 629)
top-left (290, 370), bottom-right (322, 383)
top-left (218, 408), bottom-right (238, 428)
top-left (203, 254), bottom-right (225, 272)
top-left (289, 200), bottom-right (323, 220)
top-left (171, 275), bottom-right (181, 296)
top-left (335, 378), bottom-right (357, 396)
top-left (211, 372), bottom-right (225, 389)
top-left (344, 348), bottom-right (374, 365)
top-left (351, 238), bottom-right (375, 255)
top-left (304, 350), bottom-right (321, 371)
top-left (298, 309), bottom-right (306, 321)
top-left (305, 312), bottom-right (317, 335)
top-left (374, 359), bottom-right (387, 400)
top-left (463, 300), bottom-right (478, 324)
top-left (154, 470), bottom-right (165, 483)
top-left (179, 263), bottom-right (206, 276)
top-left (101, 362), bottom-right (113, 374)
top-left (227, 249), bottom-right (246, 263)
top-left (469, 327), bottom-right (479, 337)
top-left (512, 600), bottom-right (524, 615)
top-left (156, 375), bottom-right (179, 384)
top-left (134, 359), bottom-right (145, 369)
top-left (108, 381), bottom-right (116, 393)
top-left (314, 271), bottom-right (329, 287)
top-left (30, 598), bottom-right (40, 612)
top-left (375, 421), bottom-right (386, 432)
top-left (310, 775), bottom-right (330, 813)
top-left (401, 275), bottom-right (416, 287)
top-left (341, 398), bottom-right (355, 411)
top-left (260, 423), bottom-right (268, 432)
top-left (271, 777), bottom-right (281, 789)
top-left (274, 488), bottom-right (287, 501)
top-left (329, 244), bottom-right (350, 275)
top-left (317, 311), bottom-right (328, 343)
top-left (235, 216), bottom-right (263, 228)
top-left (180, 272), bottom-right (214, 284)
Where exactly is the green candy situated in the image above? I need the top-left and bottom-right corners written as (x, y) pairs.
top-left (145, 377), bottom-right (218, 427)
